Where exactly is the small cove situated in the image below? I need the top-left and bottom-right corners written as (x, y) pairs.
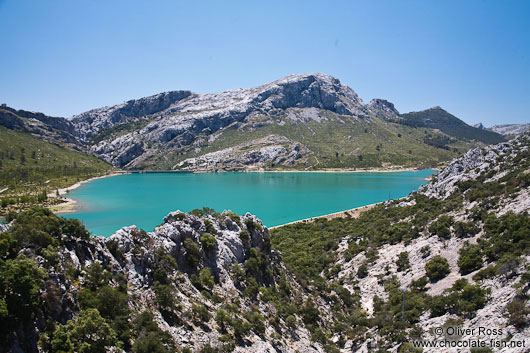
top-left (62, 170), bottom-right (435, 237)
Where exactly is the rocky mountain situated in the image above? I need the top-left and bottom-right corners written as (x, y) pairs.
top-left (1, 133), bottom-right (529, 353)
top-left (489, 123), bottom-right (530, 137)
top-left (1, 73), bottom-right (505, 172)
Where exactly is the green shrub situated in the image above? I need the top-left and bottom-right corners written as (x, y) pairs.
top-left (396, 252), bottom-right (410, 272)
top-left (506, 299), bottom-right (528, 328)
top-left (199, 268), bottom-right (215, 290)
top-left (454, 221), bottom-right (479, 238)
top-left (429, 215), bottom-right (454, 239)
top-left (425, 255), bottom-right (450, 282)
top-left (472, 266), bottom-right (496, 281)
top-left (154, 283), bottom-right (176, 311)
top-left (239, 230), bottom-right (250, 242)
top-left (200, 233), bottom-right (217, 252)
top-left (191, 304), bottom-right (210, 323)
top-left (184, 238), bottom-right (201, 268)
top-left (457, 244), bottom-right (483, 274)
top-left (357, 263), bottom-right (368, 278)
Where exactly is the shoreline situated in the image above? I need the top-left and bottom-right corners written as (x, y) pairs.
top-left (269, 202), bottom-right (380, 229)
top-left (48, 171), bottom-right (128, 214)
top-left (46, 167), bottom-right (435, 215)
top-left (188, 166), bottom-right (439, 174)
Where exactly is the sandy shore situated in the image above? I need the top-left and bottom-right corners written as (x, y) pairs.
top-left (269, 202), bottom-right (379, 229)
top-left (48, 172), bottom-right (128, 214)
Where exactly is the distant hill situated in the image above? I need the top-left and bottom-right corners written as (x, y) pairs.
top-left (399, 106), bottom-right (505, 144)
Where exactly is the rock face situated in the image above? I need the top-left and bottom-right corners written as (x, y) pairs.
top-left (75, 73), bottom-right (373, 168)
top-left (489, 123), bottom-right (530, 136)
top-left (366, 98), bottom-right (400, 120)
top-left (175, 134), bottom-right (310, 171)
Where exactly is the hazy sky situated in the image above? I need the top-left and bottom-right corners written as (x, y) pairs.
top-left (1, 0), bottom-right (529, 126)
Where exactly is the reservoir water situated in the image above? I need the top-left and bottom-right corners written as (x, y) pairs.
top-left (63, 170), bottom-right (435, 237)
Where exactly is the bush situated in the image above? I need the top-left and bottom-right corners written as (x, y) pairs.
top-left (200, 233), bottom-right (217, 252)
top-left (457, 244), bottom-right (483, 274)
top-left (285, 315), bottom-right (297, 329)
top-left (425, 255), bottom-right (450, 282)
top-left (199, 268), bottom-right (215, 290)
top-left (506, 299), bottom-right (528, 328)
top-left (429, 215), bottom-right (454, 239)
top-left (184, 238), bottom-right (201, 268)
top-left (396, 252), bottom-right (410, 272)
top-left (454, 221), bottom-right (479, 238)
top-left (239, 230), bottom-right (250, 242)
top-left (357, 263), bottom-right (368, 278)
top-left (191, 304), bottom-right (210, 323)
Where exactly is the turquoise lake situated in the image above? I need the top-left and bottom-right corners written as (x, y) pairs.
top-left (63, 170), bottom-right (435, 237)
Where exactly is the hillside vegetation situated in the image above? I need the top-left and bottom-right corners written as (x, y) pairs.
top-left (0, 126), bottom-right (113, 212)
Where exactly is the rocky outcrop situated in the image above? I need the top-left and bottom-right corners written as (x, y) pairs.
top-left (1, 209), bottom-right (321, 353)
top-left (175, 135), bottom-right (310, 171)
top-left (366, 98), bottom-right (400, 120)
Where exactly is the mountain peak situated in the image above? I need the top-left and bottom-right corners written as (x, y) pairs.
top-left (367, 98), bottom-right (400, 119)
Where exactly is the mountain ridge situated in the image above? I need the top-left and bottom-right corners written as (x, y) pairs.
top-left (1, 73), bottom-right (505, 171)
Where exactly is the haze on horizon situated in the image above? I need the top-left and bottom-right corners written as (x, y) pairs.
top-left (0, 0), bottom-right (529, 127)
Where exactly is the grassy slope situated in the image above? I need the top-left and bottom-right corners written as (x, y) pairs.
top-left (0, 125), bottom-right (113, 193)
top-left (139, 113), bottom-right (481, 170)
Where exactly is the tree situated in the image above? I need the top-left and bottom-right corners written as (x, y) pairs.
top-left (458, 244), bottom-right (483, 274)
top-left (215, 309), bottom-right (230, 332)
top-left (198, 268), bottom-right (214, 290)
top-left (0, 255), bottom-right (46, 321)
top-left (396, 252), bottom-right (410, 272)
top-left (425, 255), bottom-right (450, 282)
top-left (184, 238), bottom-right (200, 268)
top-left (51, 308), bottom-right (118, 353)
top-left (200, 233), bottom-right (217, 252)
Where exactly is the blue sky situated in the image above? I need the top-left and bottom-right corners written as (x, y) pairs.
top-left (0, 0), bottom-right (529, 126)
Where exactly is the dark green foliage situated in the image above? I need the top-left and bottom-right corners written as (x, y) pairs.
top-left (200, 232), bottom-right (217, 251)
top-left (152, 247), bottom-right (178, 284)
top-left (506, 299), bottom-right (528, 328)
top-left (154, 283), bottom-right (177, 311)
top-left (239, 230), bottom-right (250, 242)
top-left (245, 309), bottom-right (266, 336)
top-left (472, 266), bottom-right (497, 281)
top-left (132, 311), bottom-right (176, 353)
top-left (425, 255), bottom-right (450, 282)
top-left (0, 255), bottom-right (46, 328)
top-left (357, 263), bottom-right (368, 278)
top-left (191, 268), bottom-right (215, 291)
top-left (191, 304), bottom-right (210, 323)
top-left (429, 279), bottom-right (487, 317)
top-left (457, 244), bottom-right (483, 274)
top-left (51, 308), bottom-right (118, 353)
top-left (428, 215), bottom-right (453, 239)
top-left (454, 221), bottom-right (479, 238)
top-left (396, 252), bottom-right (410, 272)
top-left (184, 238), bottom-right (201, 268)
